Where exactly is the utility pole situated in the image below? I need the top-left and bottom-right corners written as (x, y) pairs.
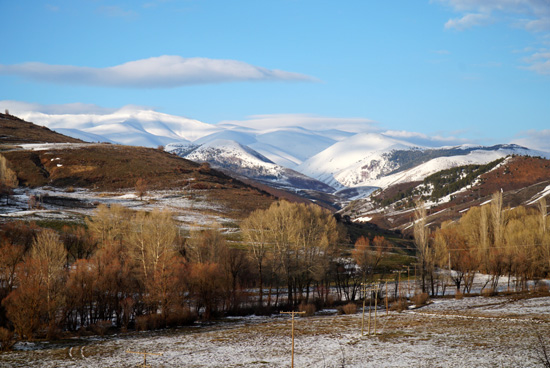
top-left (361, 282), bottom-right (367, 336)
top-left (407, 267), bottom-right (410, 298)
top-left (373, 284), bottom-right (379, 335)
top-left (281, 311), bottom-right (306, 368)
top-left (385, 280), bottom-right (389, 316)
top-left (368, 284), bottom-right (373, 336)
top-left (398, 271), bottom-right (402, 300)
top-left (126, 351), bottom-right (163, 368)
top-left (414, 265), bottom-right (418, 293)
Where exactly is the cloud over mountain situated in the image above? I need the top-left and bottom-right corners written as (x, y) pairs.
top-left (219, 114), bottom-right (378, 134)
top-left (0, 56), bottom-right (317, 88)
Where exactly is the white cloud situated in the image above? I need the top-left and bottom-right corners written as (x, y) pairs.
top-left (0, 100), bottom-right (121, 115)
top-left (383, 130), bottom-right (472, 147)
top-left (218, 114), bottom-right (378, 133)
top-left (511, 129), bottom-right (550, 152)
top-left (96, 5), bottom-right (138, 19)
top-left (524, 51), bottom-right (550, 74)
top-left (0, 56), bottom-right (317, 88)
top-left (438, 0), bottom-right (550, 32)
top-left (445, 13), bottom-right (490, 30)
top-left (436, 0), bottom-right (550, 74)
top-left (524, 17), bottom-right (550, 32)
top-left (439, 0), bottom-right (550, 15)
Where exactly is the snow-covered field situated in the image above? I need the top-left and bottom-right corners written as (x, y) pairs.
top-left (2, 295), bottom-right (548, 367)
top-left (0, 187), bottom-right (235, 231)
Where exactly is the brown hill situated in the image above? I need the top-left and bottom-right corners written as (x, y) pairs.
top-left (0, 114), bottom-right (282, 218)
top-left (2, 143), bottom-right (277, 218)
top-left (364, 156), bottom-right (550, 235)
top-left (0, 113), bottom-right (83, 144)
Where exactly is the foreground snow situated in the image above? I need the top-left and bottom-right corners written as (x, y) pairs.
top-left (3, 295), bottom-right (548, 367)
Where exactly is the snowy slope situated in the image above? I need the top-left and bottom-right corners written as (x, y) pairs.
top-left (170, 139), bottom-right (335, 192)
top-left (184, 139), bottom-right (276, 168)
top-left (193, 125), bottom-right (338, 169)
top-left (16, 108), bottom-right (220, 146)
top-left (254, 127), bottom-right (337, 165)
top-left (367, 149), bottom-right (510, 188)
top-left (298, 132), bottom-right (418, 188)
top-left (7, 106), bottom-right (550, 201)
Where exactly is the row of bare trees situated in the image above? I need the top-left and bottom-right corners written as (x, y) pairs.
top-left (415, 192), bottom-right (550, 295)
top-left (1, 200), bottom-right (369, 341)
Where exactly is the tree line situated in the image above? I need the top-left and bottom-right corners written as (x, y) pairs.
top-left (415, 192), bottom-right (550, 296)
top-left (0, 200), bottom-right (404, 344)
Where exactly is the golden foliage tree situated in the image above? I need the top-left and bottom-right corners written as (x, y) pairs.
top-left (241, 200), bottom-right (343, 306)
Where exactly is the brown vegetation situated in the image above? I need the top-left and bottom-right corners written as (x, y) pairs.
top-left (0, 200), bottom-right (357, 344)
top-left (422, 192), bottom-right (550, 296)
top-left (2, 143), bottom-right (276, 218)
top-left (0, 113), bottom-right (83, 144)
top-left (368, 156), bottom-right (550, 234)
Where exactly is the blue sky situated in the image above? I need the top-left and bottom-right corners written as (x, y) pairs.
top-left (1, 0), bottom-right (549, 148)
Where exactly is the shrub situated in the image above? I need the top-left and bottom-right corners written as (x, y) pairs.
top-left (298, 303), bottom-right (316, 317)
top-left (412, 292), bottom-right (429, 306)
top-left (535, 281), bottom-right (550, 294)
top-left (341, 303), bottom-right (357, 315)
top-left (390, 298), bottom-right (409, 312)
top-left (0, 327), bottom-right (15, 352)
top-left (136, 314), bottom-right (164, 331)
top-left (482, 288), bottom-right (497, 297)
top-left (166, 308), bottom-right (197, 328)
top-left (90, 320), bottom-right (112, 337)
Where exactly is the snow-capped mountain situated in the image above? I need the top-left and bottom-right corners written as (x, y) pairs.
top-left (194, 125), bottom-right (341, 169)
top-left (6, 105), bottom-right (550, 203)
top-left (299, 135), bottom-right (550, 190)
top-left (166, 140), bottom-right (335, 193)
top-left (14, 108), bottom-right (220, 147)
top-left (298, 132), bottom-right (419, 189)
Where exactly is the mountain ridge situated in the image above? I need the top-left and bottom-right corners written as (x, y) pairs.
top-left (4, 110), bottom-right (550, 208)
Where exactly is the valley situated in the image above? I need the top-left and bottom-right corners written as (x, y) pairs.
top-left (1, 113), bottom-right (550, 368)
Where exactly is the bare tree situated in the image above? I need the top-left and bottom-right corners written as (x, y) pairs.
top-left (186, 223), bottom-right (228, 264)
top-left (241, 212), bottom-right (271, 308)
top-left (30, 229), bottom-right (67, 337)
top-left (135, 178), bottom-right (147, 200)
top-left (127, 209), bottom-right (178, 282)
top-left (85, 204), bottom-right (130, 246)
top-left (414, 200), bottom-right (433, 294)
top-left (241, 201), bottom-right (342, 307)
top-left (0, 155), bottom-right (18, 205)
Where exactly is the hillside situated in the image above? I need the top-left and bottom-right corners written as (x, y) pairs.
top-left (344, 155), bottom-right (550, 234)
top-left (2, 144), bottom-right (278, 218)
top-left (0, 115), bottom-right (277, 219)
top-left (166, 140), bottom-right (336, 195)
top-left (0, 113), bottom-right (83, 144)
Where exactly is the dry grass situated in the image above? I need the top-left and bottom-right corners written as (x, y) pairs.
top-left (3, 144), bottom-right (276, 218)
top-left (0, 114), bottom-right (83, 144)
top-left (2, 296), bottom-right (549, 367)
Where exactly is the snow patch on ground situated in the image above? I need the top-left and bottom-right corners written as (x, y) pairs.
top-left (0, 187), bottom-right (234, 231)
top-left (3, 295), bottom-right (548, 367)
